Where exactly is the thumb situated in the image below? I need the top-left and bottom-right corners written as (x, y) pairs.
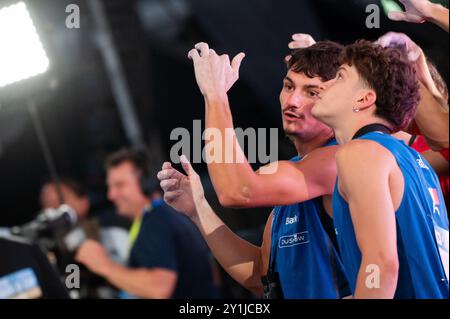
top-left (232, 52), bottom-right (246, 74)
top-left (388, 11), bottom-right (425, 23)
top-left (388, 11), bottom-right (410, 21)
top-left (180, 155), bottom-right (196, 177)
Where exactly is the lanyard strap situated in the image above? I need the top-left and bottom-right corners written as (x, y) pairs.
top-left (128, 204), bottom-right (152, 248)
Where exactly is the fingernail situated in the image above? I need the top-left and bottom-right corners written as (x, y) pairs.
top-left (180, 155), bottom-right (189, 163)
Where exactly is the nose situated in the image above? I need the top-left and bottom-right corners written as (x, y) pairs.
top-left (285, 91), bottom-right (303, 110)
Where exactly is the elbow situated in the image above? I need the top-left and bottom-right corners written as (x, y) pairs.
top-left (140, 270), bottom-right (177, 299)
top-left (153, 285), bottom-right (174, 299)
top-left (142, 281), bottom-right (175, 299)
top-left (362, 253), bottom-right (399, 288)
top-left (380, 257), bottom-right (399, 277)
top-left (375, 255), bottom-right (399, 286)
top-left (429, 141), bottom-right (449, 152)
top-left (217, 190), bottom-right (252, 209)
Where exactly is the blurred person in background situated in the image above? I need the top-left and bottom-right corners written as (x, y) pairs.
top-left (75, 148), bottom-right (217, 299)
top-left (40, 178), bottom-right (129, 265)
top-left (40, 178), bottom-right (129, 298)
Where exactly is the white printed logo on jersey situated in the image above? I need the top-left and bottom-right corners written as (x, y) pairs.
top-left (285, 215), bottom-right (299, 225)
top-left (279, 232), bottom-right (309, 248)
top-left (417, 157), bottom-right (430, 170)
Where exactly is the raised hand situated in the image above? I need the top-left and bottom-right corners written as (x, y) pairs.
top-left (188, 43), bottom-right (245, 99)
top-left (288, 33), bottom-right (316, 50)
top-left (157, 155), bottom-right (205, 219)
top-left (388, 0), bottom-right (434, 24)
top-left (75, 240), bottom-right (112, 276)
top-left (285, 33), bottom-right (316, 62)
top-left (376, 32), bottom-right (422, 62)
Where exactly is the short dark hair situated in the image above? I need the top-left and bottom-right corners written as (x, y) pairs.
top-left (104, 148), bottom-right (150, 177)
top-left (104, 148), bottom-right (161, 195)
top-left (286, 41), bottom-right (345, 81)
top-left (43, 177), bottom-right (87, 198)
top-left (340, 40), bottom-right (420, 132)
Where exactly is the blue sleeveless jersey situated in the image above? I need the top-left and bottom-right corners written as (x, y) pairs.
top-left (270, 140), bottom-right (350, 299)
top-left (333, 132), bottom-right (449, 299)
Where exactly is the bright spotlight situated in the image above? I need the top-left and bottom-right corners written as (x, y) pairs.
top-left (0, 2), bottom-right (50, 89)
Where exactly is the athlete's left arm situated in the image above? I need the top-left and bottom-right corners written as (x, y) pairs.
top-left (336, 141), bottom-right (400, 299)
top-left (414, 82), bottom-right (449, 151)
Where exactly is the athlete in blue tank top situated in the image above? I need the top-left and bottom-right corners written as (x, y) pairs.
top-left (270, 143), bottom-right (350, 299)
top-left (312, 40), bottom-right (449, 298)
top-left (158, 39), bottom-right (353, 298)
top-left (333, 132), bottom-right (448, 298)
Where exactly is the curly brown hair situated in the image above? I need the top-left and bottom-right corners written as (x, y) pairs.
top-left (287, 41), bottom-right (344, 82)
top-left (340, 40), bottom-right (420, 132)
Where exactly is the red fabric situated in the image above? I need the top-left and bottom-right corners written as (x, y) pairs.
top-left (411, 135), bottom-right (430, 153)
top-left (411, 136), bottom-right (449, 210)
top-left (440, 148), bottom-right (449, 162)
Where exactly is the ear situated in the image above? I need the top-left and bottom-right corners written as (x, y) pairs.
top-left (80, 197), bottom-right (90, 217)
top-left (355, 89), bottom-right (377, 110)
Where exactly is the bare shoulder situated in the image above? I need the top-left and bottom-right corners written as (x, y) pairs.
top-left (310, 144), bottom-right (339, 157)
top-left (336, 140), bottom-right (396, 170)
top-left (298, 144), bottom-right (339, 165)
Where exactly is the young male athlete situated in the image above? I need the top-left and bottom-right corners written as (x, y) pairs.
top-left (312, 40), bottom-right (449, 298)
top-left (158, 38), bottom-right (350, 298)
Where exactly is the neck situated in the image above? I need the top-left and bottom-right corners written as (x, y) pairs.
top-left (133, 200), bottom-right (151, 220)
top-left (334, 117), bottom-right (391, 145)
top-left (293, 131), bottom-right (334, 157)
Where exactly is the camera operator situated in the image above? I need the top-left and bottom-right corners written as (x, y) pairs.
top-left (39, 178), bottom-right (129, 298)
top-left (75, 148), bottom-right (217, 299)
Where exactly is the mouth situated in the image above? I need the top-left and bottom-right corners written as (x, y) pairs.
top-left (283, 111), bottom-right (303, 121)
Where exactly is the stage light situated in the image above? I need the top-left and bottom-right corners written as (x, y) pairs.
top-left (0, 2), bottom-right (50, 89)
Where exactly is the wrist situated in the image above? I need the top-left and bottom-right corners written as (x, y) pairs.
top-left (426, 2), bottom-right (445, 22)
top-left (191, 197), bottom-right (208, 224)
top-left (204, 92), bottom-right (228, 105)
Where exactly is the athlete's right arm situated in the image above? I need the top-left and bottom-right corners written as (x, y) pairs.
top-left (188, 41), bottom-right (337, 210)
top-left (388, 0), bottom-right (449, 32)
top-left (157, 156), bottom-right (271, 297)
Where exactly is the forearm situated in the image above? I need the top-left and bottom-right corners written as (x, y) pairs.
top-left (353, 256), bottom-right (399, 299)
top-left (428, 2), bottom-right (449, 32)
top-left (101, 262), bottom-right (173, 299)
top-left (415, 84), bottom-right (449, 150)
top-left (204, 94), bottom-right (259, 207)
top-left (191, 197), bottom-right (264, 296)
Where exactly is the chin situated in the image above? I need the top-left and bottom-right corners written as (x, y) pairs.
top-left (282, 125), bottom-right (298, 137)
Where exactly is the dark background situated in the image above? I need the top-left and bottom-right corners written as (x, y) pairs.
top-left (0, 0), bottom-right (448, 232)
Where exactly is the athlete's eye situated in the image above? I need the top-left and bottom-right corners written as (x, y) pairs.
top-left (284, 82), bottom-right (294, 91)
top-left (308, 91), bottom-right (319, 97)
